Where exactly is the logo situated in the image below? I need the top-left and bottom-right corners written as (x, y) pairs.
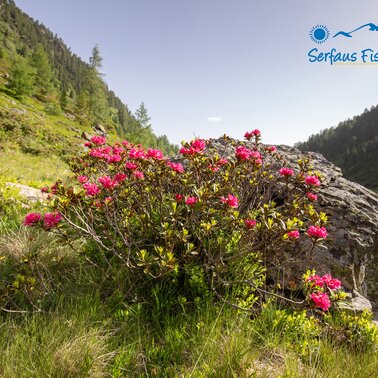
top-left (307, 23), bottom-right (378, 65)
top-left (309, 25), bottom-right (330, 44)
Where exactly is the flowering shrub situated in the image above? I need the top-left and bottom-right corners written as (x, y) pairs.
top-left (303, 269), bottom-right (345, 312)
top-left (24, 131), bottom-right (329, 305)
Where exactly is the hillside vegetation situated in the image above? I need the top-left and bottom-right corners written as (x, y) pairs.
top-left (296, 106), bottom-right (378, 192)
top-left (0, 0), bottom-right (177, 186)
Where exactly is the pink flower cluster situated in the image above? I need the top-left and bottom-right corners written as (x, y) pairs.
top-left (305, 175), bottom-right (321, 187)
top-left (23, 213), bottom-right (42, 226)
top-left (147, 149), bottom-right (163, 160)
top-left (129, 148), bottom-right (146, 160)
top-left (220, 194), bottom-right (239, 208)
top-left (43, 212), bottom-right (62, 229)
top-left (185, 196), bottom-right (198, 205)
top-left (310, 292), bottom-right (331, 311)
top-left (265, 145), bottom-right (277, 153)
top-left (307, 225), bottom-right (327, 239)
top-left (306, 273), bottom-right (341, 290)
top-left (306, 192), bottom-right (318, 202)
top-left (24, 212), bottom-right (62, 229)
top-left (245, 219), bottom-right (257, 229)
top-left (167, 162), bottom-right (185, 173)
top-left (279, 167), bottom-right (294, 177)
top-left (180, 139), bottom-right (206, 156)
top-left (286, 230), bottom-right (300, 240)
top-left (244, 129), bottom-right (261, 140)
top-left (98, 176), bottom-right (118, 190)
top-left (90, 135), bottom-right (107, 145)
top-left (83, 182), bottom-right (100, 196)
top-left (235, 146), bottom-right (262, 164)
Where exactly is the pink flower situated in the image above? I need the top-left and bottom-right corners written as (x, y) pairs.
top-left (23, 213), bottom-right (41, 226)
top-left (305, 175), bottom-right (321, 187)
top-left (279, 167), bottom-right (294, 177)
top-left (175, 194), bottom-right (184, 202)
top-left (114, 173), bottom-right (127, 183)
top-left (245, 219), bottom-right (257, 229)
top-left (129, 148), bottom-right (146, 160)
top-left (322, 274), bottom-right (342, 290)
top-left (112, 146), bottom-right (124, 155)
top-left (133, 170), bottom-right (144, 179)
top-left (98, 176), bottom-right (117, 189)
top-left (40, 187), bottom-right (49, 193)
top-left (84, 141), bottom-right (92, 147)
top-left (306, 274), bottom-right (324, 288)
top-left (208, 164), bottom-right (220, 172)
top-left (310, 292), bottom-right (331, 311)
top-left (286, 230), bottom-right (300, 240)
top-left (90, 135), bottom-right (107, 145)
top-left (244, 129), bottom-right (261, 140)
top-left (307, 226), bottom-right (327, 239)
top-left (168, 162), bottom-right (184, 173)
top-left (221, 194), bottom-right (239, 208)
top-left (265, 146), bottom-right (277, 153)
top-left (217, 158), bottom-right (228, 166)
top-left (83, 183), bottom-right (100, 196)
top-left (125, 162), bottom-right (138, 170)
top-left (191, 139), bottom-right (206, 151)
top-left (147, 149), bottom-right (163, 160)
top-left (104, 196), bottom-right (113, 203)
top-left (122, 140), bottom-right (130, 147)
top-left (78, 175), bottom-right (88, 184)
top-left (185, 196), bottom-right (198, 206)
top-left (43, 212), bottom-right (62, 229)
top-left (235, 146), bottom-right (252, 160)
top-left (107, 154), bottom-right (122, 163)
top-left (306, 192), bottom-right (318, 202)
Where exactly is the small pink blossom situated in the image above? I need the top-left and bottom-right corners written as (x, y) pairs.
top-left (78, 175), bottom-right (88, 184)
top-left (310, 292), bottom-right (331, 311)
top-left (322, 274), bottom-right (342, 290)
top-left (43, 212), bottom-right (62, 229)
top-left (191, 139), bottom-right (206, 151)
top-left (307, 225), bottom-right (327, 239)
top-left (83, 183), bottom-right (100, 196)
top-left (23, 213), bottom-right (41, 226)
top-left (168, 162), bottom-right (184, 173)
top-left (107, 154), bottom-right (122, 163)
top-left (244, 129), bottom-right (261, 140)
top-left (84, 141), bottom-right (92, 147)
top-left (147, 149), bottom-right (163, 160)
top-left (90, 135), bottom-right (107, 145)
top-left (129, 148), bottom-right (146, 160)
top-left (221, 194), bottom-right (239, 208)
top-left (286, 230), bottom-right (300, 240)
top-left (185, 196), bottom-right (198, 206)
top-left (265, 145), bottom-right (277, 153)
top-left (114, 173), bottom-right (127, 183)
top-left (112, 145), bottom-right (124, 155)
top-left (104, 196), bottom-right (113, 203)
top-left (306, 192), bottom-right (318, 202)
top-left (279, 167), bottom-right (294, 177)
top-left (40, 187), bottom-right (49, 193)
top-left (133, 170), bottom-right (144, 179)
top-left (217, 158), bottom-right (228, 166)
top-left (125, 162), bottom-right (138, 170)
top-left (122, 140), bottom-right (130, 147)
top-left (208, 164), bottom-right (220, 172)
top-left (235, 146), bottom-right (252, 160)
top-left (98, 176), bottom-right (117, 189)
top-left (306, 274), bottom-right (324, 288)
top-left (175, 194), bottom-right (184, 202)
top-left (305, 175), bottom-right (321, 187)
top-left (245, 219), bottom-right (257, 229)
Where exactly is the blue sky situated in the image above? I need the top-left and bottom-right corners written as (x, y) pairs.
top-left (14, 0), bottom-right (378, 146)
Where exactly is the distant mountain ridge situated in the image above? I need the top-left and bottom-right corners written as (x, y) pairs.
top-left (295, 106), bottom-right (378, 192)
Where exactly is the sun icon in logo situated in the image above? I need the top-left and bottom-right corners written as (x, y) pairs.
top-left (309, 25), bottom-right (330, 44)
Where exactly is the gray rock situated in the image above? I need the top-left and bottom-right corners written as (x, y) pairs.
top-left (81, 131), bottom-right (92, 141)
top-left (6, 182), bottom-right (48, 203)
top-left (93, 124), bottom-right (107, 136)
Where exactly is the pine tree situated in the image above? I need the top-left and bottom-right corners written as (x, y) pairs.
top-left (7, 56), bottom-right (35, 98)
top-left (30, 45), bottom-right (54, 98)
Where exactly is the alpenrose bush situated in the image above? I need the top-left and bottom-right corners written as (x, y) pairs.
top-left (24, 131), bottom-right (329, 305)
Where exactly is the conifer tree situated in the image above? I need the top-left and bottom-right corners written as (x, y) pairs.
top-left (7, 56), bottom-right (35, 98)
top-left (30, 45), bottom-right (54, 98)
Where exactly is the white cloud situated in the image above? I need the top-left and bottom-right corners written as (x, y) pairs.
top-left (207, 116), bottom-right (222, 123)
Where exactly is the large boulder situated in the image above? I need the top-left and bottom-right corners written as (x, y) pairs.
top-left (206, 138), bottom-right (378, 304)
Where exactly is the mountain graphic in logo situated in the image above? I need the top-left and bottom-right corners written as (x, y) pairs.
top-left (333, 23), bottom-right (378, 38)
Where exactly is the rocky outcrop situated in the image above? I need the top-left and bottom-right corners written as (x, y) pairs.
top-left (6, 183), bottom-right (48, 203)
top-left (207, 138), bottom-right (378, 304)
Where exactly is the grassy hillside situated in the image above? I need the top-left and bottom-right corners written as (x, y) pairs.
top-left (296, 106), bottom-right (378, 192)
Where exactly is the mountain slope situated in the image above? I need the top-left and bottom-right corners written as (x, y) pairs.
top-left (0, 0), bottom-right (177, 185)
top-left (295, 106), bottom-right (378, 191)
